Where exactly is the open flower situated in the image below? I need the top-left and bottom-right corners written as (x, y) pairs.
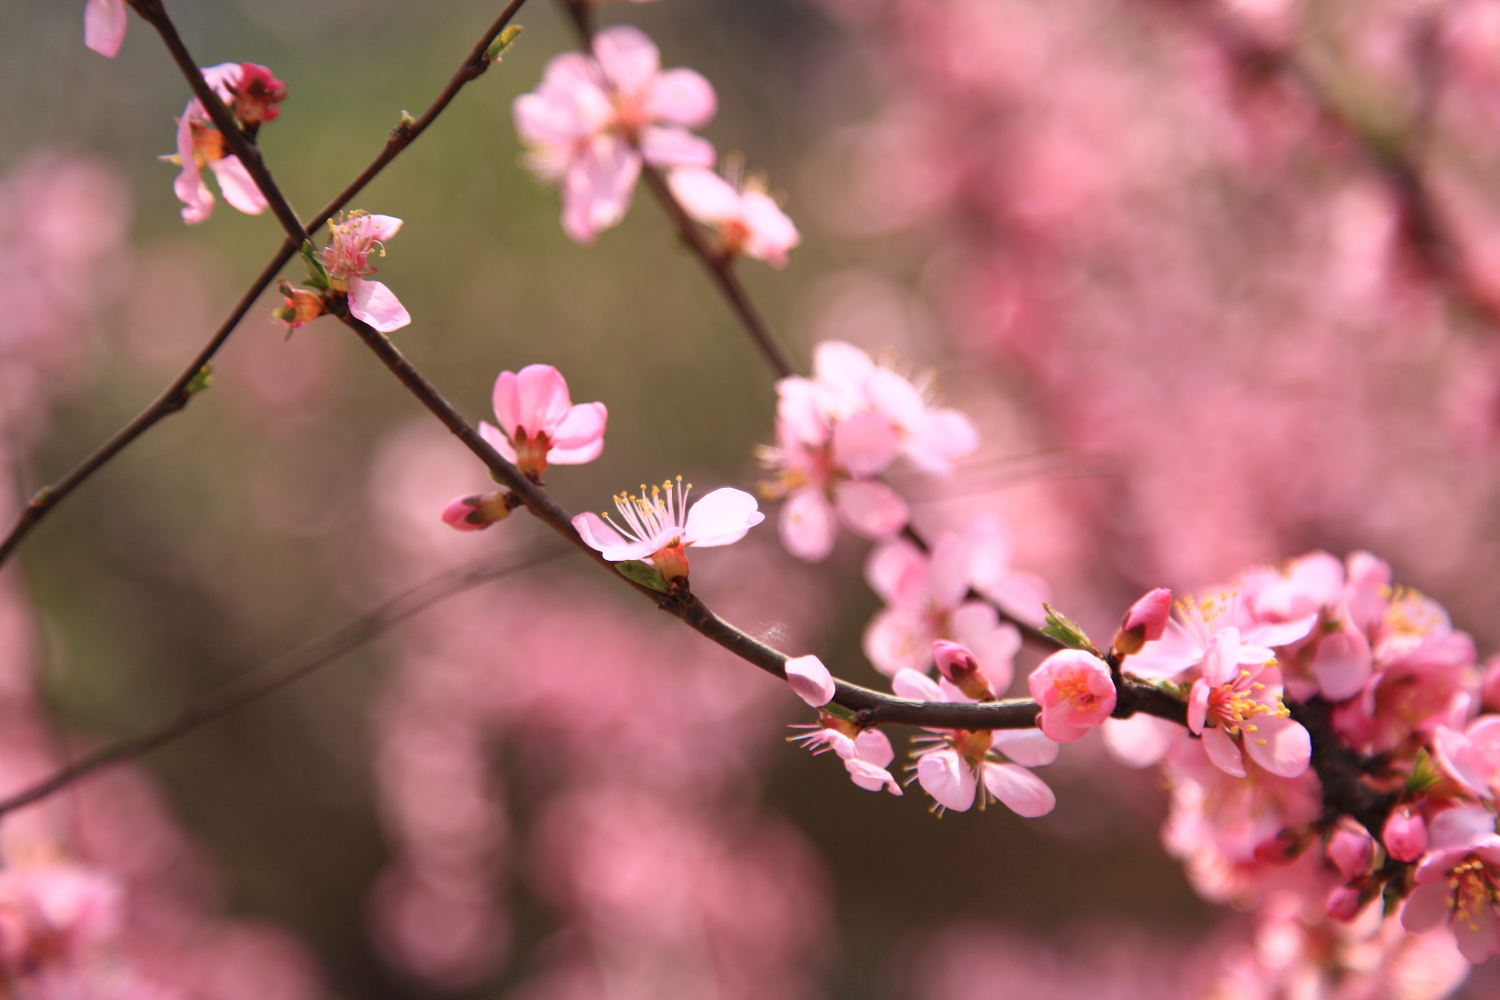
top-left (573, 478), bottom-right (763, 581)
top-left (513, 25), bottom-right (716, 243)
top-left (895, 669), bottom-right (1058, 817)
top-left (1401, 806), bottom-right (1500, 963)
top-left (794, 717), bottom-right (901, 795)
top-left (1028, 649), bottom-right (1117, 742)
top-left (83, 0), bottom-right (126, 57)
top-left (667, 165), bottom-right (800, 267)
top-left (164, 63), bottom-right (280, 224)
top-left (476, 365), bottom-right (607, 480)
top-left (316, 212), bottom-right (410, 333)
top-left (1187, 628), bottom-right (1311, 778)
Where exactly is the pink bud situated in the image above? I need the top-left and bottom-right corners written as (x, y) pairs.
top-left (1326, 825), bottom-right (1373, 878)
top-left (932, 640), bottom-right (995, 701)
top-left (1382, 807), bottom-right (1428, 863)
top-left (1325, 883), bottom-right (1365, 922)
top-left (1112, 588), bottom-right (1171, 656)
top-left (441, 491), bottom-right (515, 531)
top-left (785, 655), bottom-right (835, 707)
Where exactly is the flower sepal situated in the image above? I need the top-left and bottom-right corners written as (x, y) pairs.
top-left (615, 559), bottom-right (670, 594)
top-left (1040, 603), bottom-right (1102, 657)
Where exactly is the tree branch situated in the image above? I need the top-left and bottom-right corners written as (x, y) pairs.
top-left (0, 547), bottom-right (567, 819)
top-left (0, 0), bottom-right (529, 569)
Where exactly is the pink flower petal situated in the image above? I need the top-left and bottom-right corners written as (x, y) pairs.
top-left (592, 24), bottom-right (660, 96)
top-left (830, 411), bottom-right (899, 477)
top-left (779, 488), bottom-right (838, 563)
top-left (814, 341), bottom-right (877, 403)
top-left (1313, 625), bottom-right (1373, 701)
top-left (667, 167), bottom-right (740, 224)
top-left (917, 749), bottom-right (975, 812)
top-left (990, 729), bottom-right (1058, 767)
top-left (1241, 714), bottom-right (1311, 778)
top-left (982, 762), bottom-right (1055, 817)
top-left (365, 215), bottom-right (403, 241)
top-left (864, 538), bottom-right (926, 605)
top-left (784, 654), bottom-right (835, 707)
top-left (1101, 714), bottom-right (1181, 768)
top-left (853, 729), bottom-right (895, 768)
top-left (928, 532), bottom-right (970, 613)
top-left (740, 189), bottom-right (800, 267)
top-left (639, 127), bottom-right (716, 169)
top-left (845, 758), bottom-right (901, 794)
top-left (832, 479), bottom-right (908, 541)
top-left (1455, 905), bottom-right (1500, 964)
top-left (560, 136), bottom-right (640, 244)
top-left (681, 488), bottom-right (763, 548)
top-left (478, 421), bottom-right (518, 464)
top-left (84, 0), bottom-right (127, 57)
top-left (1400, 882), bottom-right (1453, 934)
top-left (864, 607), bottom-right (932, 677)
top-left (509, 365), bottom-right (573, 437)
top-left (646, 68), bottom-right (717, 128)
top-left (348, 278), bottom-right (411, 333)
top-left (891, 667), bottom-right (943, 702)
top-left (1201, 726), bottom-right (1247, 777)
top-left (207, 156), bottom-right (268, 216)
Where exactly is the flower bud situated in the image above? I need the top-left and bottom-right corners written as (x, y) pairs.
top-left (785, 655), bottom-right (835, 707)
top-left (1326, 824), bottom-right (1373, 878)
top-left (1325, 883), bottom-right (1365, 922)
top-left (272, 284), bottom-right (326, 332)
top-left (1112, 588), bottom-right (1171, 657)
top-left (227, 63), bottom-right (287, 130)
top-left (1382, 806), bottom-right (1428, 863)
top-left (933, 640), bottom-right (995, 701)
top-left (441, 490), bottom-right (516, 531)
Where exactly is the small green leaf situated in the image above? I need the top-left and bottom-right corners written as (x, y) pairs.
top-left (299, 241), bottom-right (331, 291)
top-left (1040, 603), bottom-right (1100, 654)
top-left (1406, 747), bottom-right (1441, 792)
top-left (820, 702), bottom-right (856, 721)
top-left (486, 26), bottom-right (523, 60)
top-left (617, 559), bottom-right (669, 593)
top-left (185, 363), bottom-right (213, 396)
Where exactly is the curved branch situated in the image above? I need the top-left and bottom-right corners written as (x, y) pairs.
top-left (0, 0), bottom-right (528, 570)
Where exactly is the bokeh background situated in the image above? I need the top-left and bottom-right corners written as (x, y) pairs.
top-left (5, 0), bottom-right (1500, 997)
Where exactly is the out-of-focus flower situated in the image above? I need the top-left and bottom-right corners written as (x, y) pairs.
top-left (1028, 648), bottom-right (1116, 742)
top-left (1325, 822), bottom-right (1374, 879)
top-left (476, 364), bottom-right (607, 480)
top-left (785, 654), bottom-right (835, 707)
top-left (667, 165), bottom-right (800, 267)
top-left (164, 63), bottom-right (280, 224)
top-left (1434, 718), bottom-right (1500, 802)
top-left (1187, 628), bottom-right (1311, 778)
top-left (1401, 806), bottom-right (1500, 963)
top-left (573, 478), bottom-right (763, 581)
top-left (226, 62), bottom-right (286, 131)
top-left (83, 0), bottom-right (126, 57)
top-left (317, 212), bottom-right (410, 333)
top-left (1113, 587), bottom-right (1172, 657)
top-left (862, 523), bottom-right (1039, 688)
top-left (512, 25), bottom-right (716, 243)
top-left (895, 668), bottom-right (1057, 817)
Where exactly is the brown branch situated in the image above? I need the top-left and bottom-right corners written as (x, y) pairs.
top-left (0, 0), bottom-right (529, 569)
top-left (0, 547), bottom-right (567, 819)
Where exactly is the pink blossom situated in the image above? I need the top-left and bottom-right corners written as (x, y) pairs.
top-left (1433, 716), bottom-right (1500, 802)
top-left (83, 0), bottom-right (126, 57)
top-left (1130, 587), bottom-right (1318, 680)
top-left (440, 492), bottom-right (514, 532)
top-left (476, 365), bottom-right (607, 480)
top-left (317, 211), bottom-right (410, 333)
top-left (795, 722), bottom-right (901, 795)
top-left (1384, 807), bottom-right (1429, 863)
top-left (895, 668), bottom-right (1057, 817)
top-left (1113, 587), bottom-right (1172, 656)
top-left (1186, 628), bottom-right (1311, 779)
top-left (166, 63), bottom-right (273, 224)
top-left (1325, 822), bottom-right (1374, 879)
top-left (784, 654), bottom-right (835, 707)
top-left (1028, 649), bottom-right (1117, 742)
top-left (862, 529), bottom-right (1024, 690)
top-left (573, 478), bottom-right (763, 580)
top-left (1401, 805), bottom-right (1500, 963)
top-left (512, 25), bottom-right (716, 244)
top-left (667, 166), bottom-right (801, 267)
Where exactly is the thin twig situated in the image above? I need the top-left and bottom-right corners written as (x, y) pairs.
top-left (0, 0), bottom-right (529, 569)
top-left (0, 547), bottom-right (566, 818)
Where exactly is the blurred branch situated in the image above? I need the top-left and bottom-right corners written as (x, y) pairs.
top-left (0, 0), bottom-right (529, 569)
top-left (0, 548), bottom-right (568, 819)
top-left (1156, 0), bottom-right (1500, 327)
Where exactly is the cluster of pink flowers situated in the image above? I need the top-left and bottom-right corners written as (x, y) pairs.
top-left (756, 340), bottom-right (982, 562)
top-left (165, 62), bottom-right (284, 224)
